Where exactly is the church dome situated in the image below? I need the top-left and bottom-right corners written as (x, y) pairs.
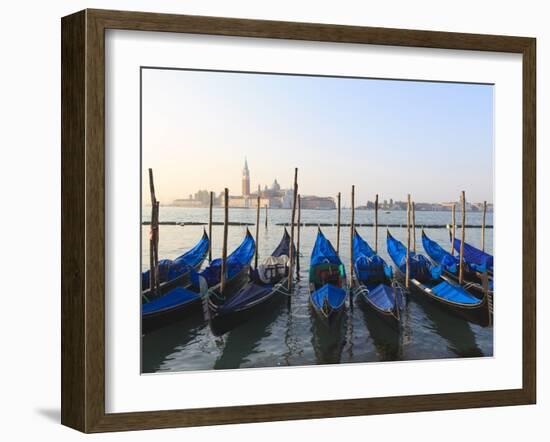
top-left (271, 179), bottom-right (281, 191)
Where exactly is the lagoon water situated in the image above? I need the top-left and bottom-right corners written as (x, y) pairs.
top-left (141, 207), bottom-right (493, 373)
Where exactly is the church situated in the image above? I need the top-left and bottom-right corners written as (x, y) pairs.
top-left (229, 159), bottom-right (336, 210)
top-left (173, 158), bottom-right (336, 209)
top-left (228, 158), bottom-right (287, 208)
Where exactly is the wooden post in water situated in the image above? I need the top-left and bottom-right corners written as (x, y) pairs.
top-left (254, 194), bottom-right (261, 269)
top-left (458, 191), bottom-right (466, 285)
top-left (288, 171), bottom-right (298, 296)
top-left (374, 194), bottom-right (379, 253)
top-left (450, 203), bottom-right (456, 255)
top-left (220, 188), bottom-right (229, 294)
top-left (412, 201), bottom-right (416, 253)
top-left (296, 194), bottom-right (301, 277)
top-left (208, 191), bottom-right (213, 262)
top-left (406, 194), bottom-right (411, 290)
top-left (481, 200), bottom-right (487, 252)
top-left (350, 185), bottom-right (355, 308)
top-left (153, 200), bottom-right (160, 296)
top-left (288, 169), bottom-right (298, 293)
top-left (336, 192), bottom-right (341, 255)
top-left (264, 204), bottom-right (268, 228)
top-left (148, 168), bottom-right (159, 296)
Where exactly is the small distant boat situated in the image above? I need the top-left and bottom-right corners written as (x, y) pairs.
top-left (422, 229), bottom-right (493, 298)
top-left (450, 234), bottom-right (494, 275)
top-left (141, 230), bottom-right (210, 303)
top-left (387, 230), bottom-right (491, 327)
top-left (142, 230), bottom-right (255, 334)
top-left (207, 229), bottom-right (293, 336)
top-left (352, 230), bottom-right (405, 329)
top-left (308, 229), bottom-right (348, 325)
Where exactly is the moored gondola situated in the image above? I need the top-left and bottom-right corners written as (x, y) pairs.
top-left (141, 230), bottom-right (210, 303)
top-left (352, 230), bottom-right (405, 329)
top-left (207, 229), bottom-right (293, 336)
top-left (308, 229), bottom-right (348, 326)
top-left (142, 230), bottom-right (255, 334)
top-left (422, 229), bottom-right (493, 298)
top-left (450, 233), bottom-right (494, 275)
top-left (387, 230), bottom-right (491, 327)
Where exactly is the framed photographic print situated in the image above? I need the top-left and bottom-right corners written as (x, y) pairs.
top-left (61, 9), bottom-right (536, 433)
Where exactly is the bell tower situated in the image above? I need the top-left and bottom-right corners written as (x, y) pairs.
top-left (242, 157), bottom-right (250, 196)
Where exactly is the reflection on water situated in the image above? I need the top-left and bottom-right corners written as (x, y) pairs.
top-left (141, 208), bottom-right (493, 373)
top-left (360, 308), bottom-right (403, 361)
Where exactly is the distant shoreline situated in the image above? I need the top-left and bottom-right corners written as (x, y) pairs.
top-left (142, 221), bottom-right (493, 229)
top-left (143, 205), bottom-right (493, 213)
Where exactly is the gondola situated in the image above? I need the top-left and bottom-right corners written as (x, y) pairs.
top-left (142, 230), bottom-right (255, 334)
top-left (308, 229), bottom-right (347, 326)
top-left (207, 229), bottom-right (293, 336)
top-left (141, 230), bottom-right (210, 303)
top-left (352, 230), bottom-right (405, 329)
top-left (422, 229), bottom-right (493, 298)
top-left (450, 234), bottom-right (494, 275)
top-left (387, 230), bottom-right (491, 327)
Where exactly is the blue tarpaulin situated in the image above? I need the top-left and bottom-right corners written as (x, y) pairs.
top-left (311, 283), bottom-right (347, 310)
top-left (430, 281), bottom-right (482, 305)
top-left (310, 229), bottom-right (343, 267)
top-left (200, 230), bottom-right (255, 286)
top-left (387, 231), bottom-right (442, 282)
top-left (142, 231), bottom-right (209, 290)
top-left (452, 237), bottom-right (494, 273)
top-left (422, 230), bottom-right (458, 273)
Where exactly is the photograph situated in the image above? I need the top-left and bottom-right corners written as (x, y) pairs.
top-left (140, 67), bottom-right (494, 373)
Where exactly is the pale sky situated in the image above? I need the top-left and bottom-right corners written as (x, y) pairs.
top-left (142, 68), bottom-right (494, 206)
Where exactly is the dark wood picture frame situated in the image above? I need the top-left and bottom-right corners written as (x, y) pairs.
top-left (61, 9), bottom-right (536, 433)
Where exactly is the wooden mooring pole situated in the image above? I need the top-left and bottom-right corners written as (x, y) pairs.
top-left (220, 188), bottom-right (229, 294)
top-left (264, 204), bottom-right (268, 228)
top-left (412, 201), bottom-right (416, 254)
top-left (208, 191), bottom-right (213, 262)
top-left (350, 185), bottom-right (355, 309)
top-left (450, 203), bottom-right (456, 255)
top-left (254, 194), bottom-right (260, 269)
top-left (374, 194), bottom-right (379, 253)
top-left (148, 168), bottom-right (159, 296)
top-left (481, 200), bottom-right (487, 252)
top-left (153, 201), bottom-right (160, 296)
top-left (406, 194), bottom-right (411, 290)
top-left (288, 168), bottom-right (298, 293)
top-left (336, 192), bottom-right (341, 254)
top-left (296, 194), bottom-right (301, 277)
top-left (459, 191), bottom-right (466, 285)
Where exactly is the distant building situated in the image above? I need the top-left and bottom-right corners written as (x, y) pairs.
top-left (172, 158), bottom-right (339, 209)
top-left (173, 198), bottom-right (204, 207)
top-left (242, 158), bottom-right (250, 196)
top-left (300, 196), bottom-right (336, 210)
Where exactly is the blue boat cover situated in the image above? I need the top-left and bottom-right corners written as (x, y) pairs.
top-left (142, 286), bottom-right (200, 315)
top-left (218, 284), bottom-right (274, 313)
top-left (142, 231), bottom-right (209, 289)
top-left (311, 284), bottom-right (347, 311)
top-left (364, 284), bottom-right (403, 312)
top-left (430, 281), bottom-right (482, 305)
top-left (272, 228), bottom-right (294, 258)
top-left (354, 231), bottom-right (393, 283)
top-left (387, 231), bottom-right (442, 282)
top-left (452, 237), bottom-right (493, 272)
top-left (200, 230), bottom-right (255, 286)
top-left (353, 230), bottom-right (376, 259)
top-left (310, 229), bottom-right (343, 267)
top-left (217, 230), bottom-right (291, 313)
top-left (422, 231), bottom-right (458, 273)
